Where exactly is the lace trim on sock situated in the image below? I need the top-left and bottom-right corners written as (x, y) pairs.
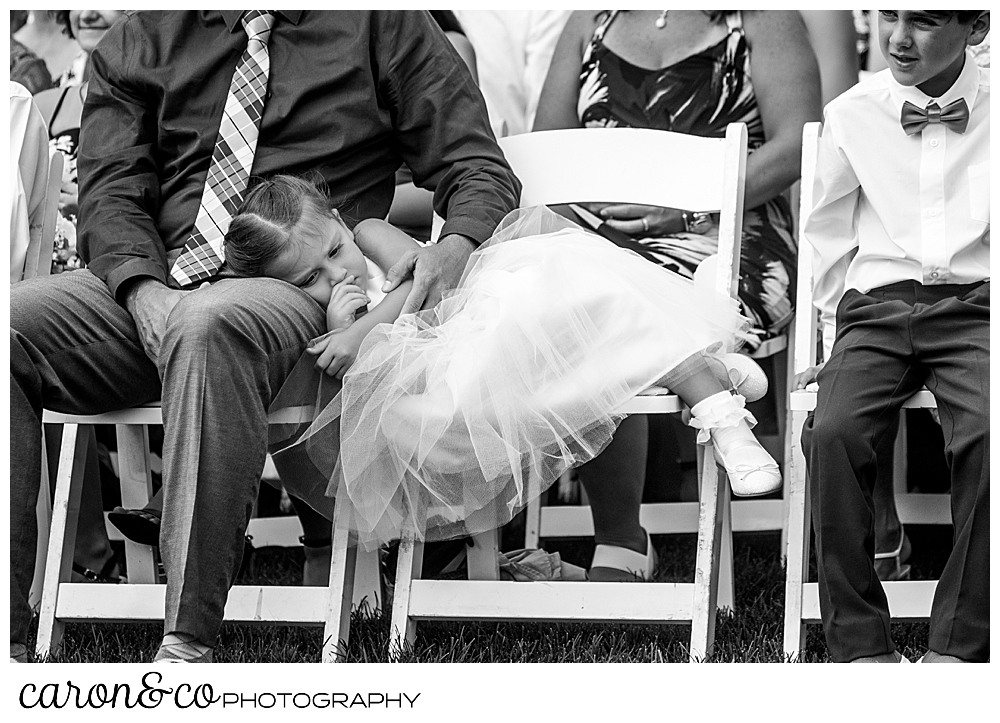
top-left (688, 394), bottom-right (757, 444)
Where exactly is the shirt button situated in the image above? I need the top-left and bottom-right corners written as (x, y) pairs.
top-left (930, 271), bottom-right (940, 279)
top-left (929, 209), bottom-right (939, 217)
top-left (929, 139), bottom-right (939, 147)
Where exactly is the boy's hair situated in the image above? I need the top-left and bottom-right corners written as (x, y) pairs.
top-left (224, 174), bottom-right (333, 278)
top-left (925, 11), bottom-right (984, 25)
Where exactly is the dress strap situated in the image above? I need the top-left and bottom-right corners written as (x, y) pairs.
top-left (724, 10), bottom-right (744, 35)
top-left (46, 85), bottom-right (74, 131)
top-left (593, 10), bottom-right (619, 42)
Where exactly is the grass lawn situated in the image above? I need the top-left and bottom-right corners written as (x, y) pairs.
top-left (30, 524), bottom-right (950, 664)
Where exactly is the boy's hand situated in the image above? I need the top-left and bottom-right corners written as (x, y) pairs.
top-left (326, 275), bottom-right (369, 331)
top-left (306, 327), bottom-right (364, 380)
top-left (793, 363), bottom-right (825, 391)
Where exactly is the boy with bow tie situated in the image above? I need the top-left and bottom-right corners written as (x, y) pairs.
top-left (800, 10), bottom-right (990, 663)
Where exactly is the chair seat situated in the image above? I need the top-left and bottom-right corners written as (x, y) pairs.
top-left (789, 388), bottom-right (936, 412)
top-left (43, 403), bottom-right (314, 426)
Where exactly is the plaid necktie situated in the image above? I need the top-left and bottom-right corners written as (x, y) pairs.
top-left (170, 11), bottom-right (275, 286)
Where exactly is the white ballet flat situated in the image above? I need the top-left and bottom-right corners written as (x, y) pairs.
top-left (721, 353), bottom-right (768, 403)
top-left (712, 438), bottom-right (781, 497)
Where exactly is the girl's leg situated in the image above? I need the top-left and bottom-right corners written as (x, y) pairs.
top-left (670, 365), bottom-right (781, 498)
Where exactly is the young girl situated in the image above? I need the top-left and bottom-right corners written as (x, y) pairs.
top-left (223, 175), bottom-right (780, 550)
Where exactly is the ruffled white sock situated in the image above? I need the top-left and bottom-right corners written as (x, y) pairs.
top-left (689, 391), bottom-right (780, 497)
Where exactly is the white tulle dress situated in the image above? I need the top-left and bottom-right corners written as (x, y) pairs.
top-left (270, 207), bottom-right (751, 548)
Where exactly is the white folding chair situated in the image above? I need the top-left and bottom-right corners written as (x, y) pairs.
top-left (781, 122), bottom-right (948, 660)
top-left (21, 148), bottom-right (64, 282)
top-left (517, 123), bottom-right (789, 580)
top-left (331, 124), bottom-right (750, 662)
top-left (25, 148), bottom-right (64, 609)
top-left (35, 401), bottom-right (380, 663)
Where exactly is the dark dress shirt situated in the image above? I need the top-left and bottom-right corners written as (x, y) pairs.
top-left (77, 10), bottom-right (520, 300)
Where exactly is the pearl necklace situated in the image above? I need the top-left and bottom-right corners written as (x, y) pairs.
top-left (655, 10), bottom-right (668, 28)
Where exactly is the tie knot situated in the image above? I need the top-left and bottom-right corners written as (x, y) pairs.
top-left (242, 10), bottom-right (275, 44)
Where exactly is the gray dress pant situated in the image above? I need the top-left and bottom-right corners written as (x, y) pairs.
top-left (802, 281), bottom-right (989, 663)
top-left (10, 269), bottom-right (325, 647)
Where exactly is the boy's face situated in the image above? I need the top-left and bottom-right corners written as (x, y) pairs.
top-left (265, 211), bottom-right (368, 308)
top-left (878, 11), bottom-right (989, 97)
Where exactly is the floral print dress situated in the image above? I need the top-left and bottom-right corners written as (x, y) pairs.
top-left (577, 10), bottom-right (796, 345)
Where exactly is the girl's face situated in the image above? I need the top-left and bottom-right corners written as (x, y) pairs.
top-left (265, 210), bottom-right (368, 308)
top-left (70, 10), bottom-right (125, 54)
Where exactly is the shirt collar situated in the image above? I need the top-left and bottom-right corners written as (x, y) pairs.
top-left (220, 10), bottom-right (303, 32)
top-left (886, 49), bottom-right (981, 113)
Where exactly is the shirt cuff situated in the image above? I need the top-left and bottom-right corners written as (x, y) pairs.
top-left (104, 259), bottom-right (168, 305)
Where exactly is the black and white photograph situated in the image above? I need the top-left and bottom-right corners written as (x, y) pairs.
top-left (6, 5), bottom-right (991, 717)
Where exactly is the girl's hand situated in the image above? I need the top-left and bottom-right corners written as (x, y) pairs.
top-left (793, 363), bottom-right (825, 391)
top-left (306, 326), bottom-right (364, 380)
top-left (326, 275), bottom-right (369, 332)
top-left (590, 203), bottom-right (686, 237)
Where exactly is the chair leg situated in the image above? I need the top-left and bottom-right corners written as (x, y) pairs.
top-left (115, 424), bottom-right (158, 583)
top-left (389, 532), bottom-right (424, 661)
top-left (352, 546), bottom-right (381, 611)
top-left (689, 441), bottom-right (726, 662)
top-left (524, 489), bottom-right (542, 549)
top-left (782, 409), bottom-right (811, 661)
top-left (35, 423), bottom-right (89, 659)
top-left (468, 529), bottom-right (500, 580)
top-left (29, 436), bottom-right (53, 610)
top-left (323, 500), bottom-right (357, 663)
top-left (717, 489), bottom-right (735, 613)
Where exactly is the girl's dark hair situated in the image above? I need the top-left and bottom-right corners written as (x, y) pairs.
top-left (223, 175), bottom-right (334, 278)
top-left (48, 11), bottom-right (73, 38)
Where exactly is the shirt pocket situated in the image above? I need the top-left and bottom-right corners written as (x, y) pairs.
top-left (968, 162), bottom-right (989, 224)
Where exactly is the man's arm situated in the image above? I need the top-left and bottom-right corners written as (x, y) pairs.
top-left (372, 11), bottom-right (521, 313)
top-left (77, 14), bottom-right (169, 302)
top-left (804, 115), bottom-right (862, 360)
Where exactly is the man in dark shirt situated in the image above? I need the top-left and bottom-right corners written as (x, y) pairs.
top-left (10, 10), bottom-right (519, 663)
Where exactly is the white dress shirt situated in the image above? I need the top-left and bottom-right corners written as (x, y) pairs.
top-left (10, 81), bottom-right (52, 283)
top-left (453, 10), bottom-right (571, 138)
top-left (805, 52), bottom-right (990, 357)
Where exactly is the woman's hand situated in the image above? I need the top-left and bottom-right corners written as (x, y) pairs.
top-left (793, 363), bottom-right (825, 391)
top-left (325, 275), bottom-right (369, 332)
top-left (589, 203), bottom-right (686, 237)
top-left (306, 326), bottom-right (365, 380)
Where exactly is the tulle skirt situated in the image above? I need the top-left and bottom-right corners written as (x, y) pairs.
top-left (270, 206), bottom-right (751, 548)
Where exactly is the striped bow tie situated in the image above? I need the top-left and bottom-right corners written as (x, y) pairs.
top-left (900, 98), bottom-right (970, 136)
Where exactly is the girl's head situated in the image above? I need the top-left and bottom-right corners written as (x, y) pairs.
top-left (224, 175), bottom-right (368, 308)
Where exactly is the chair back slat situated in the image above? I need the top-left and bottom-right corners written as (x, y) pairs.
top-left (22, 149), bottom-right (64, 281)
top-left (792, 122), bottom-right (822, 374)
top-left (499, 126), bottom-right (740, 213)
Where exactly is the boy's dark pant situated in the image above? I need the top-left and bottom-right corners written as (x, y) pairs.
top-left (802, 280), bottom-right (989, 662)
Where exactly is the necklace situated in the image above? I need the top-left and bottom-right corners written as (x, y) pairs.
top-left (655, 10), bottom-right (668, 28)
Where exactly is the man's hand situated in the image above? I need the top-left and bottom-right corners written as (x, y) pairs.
top-left (305, 326), bottom-right (365, 379)
top-left (381, 233), bottom-right (475, 315)
top-left (326, 274), bottom-right (369, 331)
top-left (124, 278), bottom-right (190, 367)
top-left (793, 363), bottom-right (825, 391)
